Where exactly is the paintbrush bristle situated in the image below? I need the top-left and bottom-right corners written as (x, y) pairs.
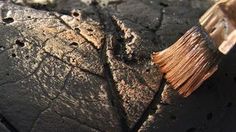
top-left (152, 25), bottom-right (222, 97)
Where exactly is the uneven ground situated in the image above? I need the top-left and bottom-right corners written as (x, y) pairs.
top-left (0, 0), bottom-right (235, 132)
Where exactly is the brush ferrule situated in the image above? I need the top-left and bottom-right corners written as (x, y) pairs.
top-left (199, 0), bottom-right (236, 54)
top-left (196, 24), bottom-right (219, 52)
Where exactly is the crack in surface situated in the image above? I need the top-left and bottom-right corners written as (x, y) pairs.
top-left (131, 78), bottom-right (166, 132)
top-left (129, 10), bottom-right (165, 130)
top-left (0, 113), bottom-right (18, 132)
top-left (103, 62), bottom-right (130, 131)
top-left (0, 55), bottom-right (46, 87)
top-left (130, 8), bottom-right (165, 131)
top-left (29, 105), bottom-right (50, 132)
top-left (44, 51), bottom-right (104, 79)
top-left (55, 112), bottom-right (102, 132)
top-left (0, 47), bottom-right (13, 56)
top-left (29, 67), bottom-right (73, 132)
top-left (106, 12), bottom-right (163, 130)
top-left (52, 13), bottom-right (99, 50)
top-left (51, 67), bottom-right (73, 101)
top-left (97, 8), bottom-right (130, 131)
top-left (155, 8), bottom-right (164, 32)
top-left (36, 65), bottom-right (106, 131)
top-left (110, 15), bottom-right (129, 62)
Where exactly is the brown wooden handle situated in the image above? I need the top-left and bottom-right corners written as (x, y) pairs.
top-left (199, 0), bottom-right (236, 54)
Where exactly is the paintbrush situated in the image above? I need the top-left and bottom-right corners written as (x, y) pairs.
top-left (152, 0), bottom-right (236, 97)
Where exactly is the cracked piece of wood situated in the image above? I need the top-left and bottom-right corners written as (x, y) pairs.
top-left (0, 0), bottom-right (166, 131)
top-left (0, 2), bottom-right (121, 131)
top-left (2, 0), bottom-right (166, 131)
top-left (2, 0), bottom-right (236, 132)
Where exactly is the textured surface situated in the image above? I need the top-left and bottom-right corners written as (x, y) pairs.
top-left (0, 2), bottom-right (118, 131)
top-left (0, 0), bottom-right (235, 132)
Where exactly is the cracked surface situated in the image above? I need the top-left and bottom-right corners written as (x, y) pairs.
top-left (0, 123), bottom-right (10, 132)
top-left (0, 0), bottom-right (236, 132)
top-left (0, 2), bottom-right (119, 131)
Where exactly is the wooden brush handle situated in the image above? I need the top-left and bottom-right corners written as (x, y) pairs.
top-left (199, 0), bottom-right (236, 54)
